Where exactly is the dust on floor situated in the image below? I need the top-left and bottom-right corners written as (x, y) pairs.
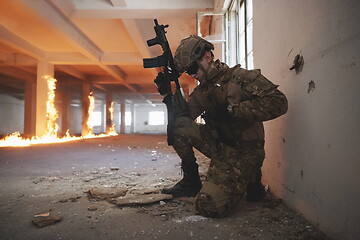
top-left (0, 134), bottom-right (330, 240)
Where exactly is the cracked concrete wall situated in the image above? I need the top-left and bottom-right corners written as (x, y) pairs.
top-left (252, 1), bottom-right (360, 239)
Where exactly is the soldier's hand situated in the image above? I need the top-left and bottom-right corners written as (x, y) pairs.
top-left (154, 72), bottom-right (171, 96)
top-left (207, 104), bottom-right (230, 122)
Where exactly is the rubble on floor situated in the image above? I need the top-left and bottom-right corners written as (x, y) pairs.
top-left (87, 187), bottom-right (127, 200)
top-left (32, 214), bottom-right (63, 228)
top-left (115, 193), bottom-right (173, 206)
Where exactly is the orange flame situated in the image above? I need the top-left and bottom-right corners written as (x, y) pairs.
top-left (0, 77), bottom-right (117, 147)
top-left (107, 102), bottom-right (117, 135)
top-left (45, 76), bottom-right (59, 137)
top-left (84, 92), bottom-right (95, 137)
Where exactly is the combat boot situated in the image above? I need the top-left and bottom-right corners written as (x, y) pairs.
top-left (161, 162), bottom-right (202, 197)
top-left (246, 168), bottom-right (265, 202)
top-left (246, 181), bottom-right (265, 202)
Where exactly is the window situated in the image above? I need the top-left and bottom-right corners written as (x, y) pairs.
top-left (90, 111), bottom-right (102, 126)
top-left (197, 11), bottom-right (226, 61)
top-left (125, 111), bottom-right (131, 126)
top-left (226, 0), bottom-right (253, 69)
top-left (149, 111), bottom-right (165, 126)
top-left (119, 111), bottom-right (132, 126)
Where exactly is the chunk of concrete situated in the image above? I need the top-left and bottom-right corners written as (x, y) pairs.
top-left (32, 215), bottom-right (62, 228)
top-left (116, 193), bottom-right (173, 207)
top-left (88, 187), bottom-right (127, 200)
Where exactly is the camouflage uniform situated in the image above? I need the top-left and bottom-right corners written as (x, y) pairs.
top-left (172, 60), bottom-right (288, 217)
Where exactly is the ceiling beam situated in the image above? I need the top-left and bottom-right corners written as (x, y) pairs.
top-left (20, 0), bottom-right (146, 98)
top-left (20, 0), bottom-right (103, 60)
top-left (69, 0), bottom-right (214, 19)
top-left (0, 66), bottom-right (36, 82)
top-left (0, 24), bottom-right (45, 60)
top-left (0, 53), bottom-right (37, 66)
top-left (108, 0), bottom-right (127, 7)
top-left (46, 52), bottom-right (142, 65)
top-left (56, 65), bottom-right (87, 80)
top-left (121, 19), bottom-right (159, 78)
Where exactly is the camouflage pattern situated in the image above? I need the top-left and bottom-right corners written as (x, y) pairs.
top-left (172, 60), bottom-right (288, 217)
top-left (173, 116), bottom-right (265, 217)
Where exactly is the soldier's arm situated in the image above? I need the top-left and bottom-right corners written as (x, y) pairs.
top-left (229, 71), bottom-right (288, 121)
top-left (187, 88), bottom-right (205, 121)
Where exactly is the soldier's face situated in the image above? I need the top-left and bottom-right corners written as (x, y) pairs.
top-left (189, 52), bottom-right (212, 84)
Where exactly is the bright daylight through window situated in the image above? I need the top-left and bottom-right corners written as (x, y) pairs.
top-left (149, 111), bottom-right (165, 126)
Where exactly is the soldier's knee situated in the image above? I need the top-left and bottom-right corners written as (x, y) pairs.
top-left (195, 182), bottom-right (235, 218)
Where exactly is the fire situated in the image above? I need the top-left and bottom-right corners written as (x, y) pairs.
top-left (84, 92), bottom-right (95, 137)
top-left (45, 76), bottom-right (59, 138)
top-left (0, 76), bottom-right (118, 147)
top-left (107, 102), bottom-right (117, 135)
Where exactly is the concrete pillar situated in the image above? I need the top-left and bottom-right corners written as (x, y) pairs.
top-left (24, 81), bottom-right (36, 138)
top-left (130, 103), bottom-right (135, 133)
top-left (36, 60), bottom-right (54, 137)
top-left (81, 82), bottom-right (91, 136)
top-left (61, 93), bottom-right (70, 136)
top-left (105, 93), bottom-right (113, 133)
top-left (120, 100), bottom-right (125, 134)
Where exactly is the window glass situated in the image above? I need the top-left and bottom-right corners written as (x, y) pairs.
top-left (125, 112), bottom-right (131, 126)
top-left (149, 111), bottom-right (165, 125)
top-left (226, 0), bottom-right (253, 69)
top-left (90, 112), bottom-right (102, 126)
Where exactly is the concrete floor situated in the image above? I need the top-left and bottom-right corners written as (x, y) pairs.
top-left (0, 134), bottom-right (330, 240)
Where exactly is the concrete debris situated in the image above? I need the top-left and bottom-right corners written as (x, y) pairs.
top-left (32, 215), bottom-right (63, 228)
top-left (179, 197), bottom-right (195, 204)
top-left (87, 206), bottom-right (98, 211)
top-left (130, 188), bottom-right (160, 195)
top-left (116, 193), bottom-right (173, 207)
top-left (88, 187), bottom-right (128, 200)
top-left (262, 198), bottom-right (283, 209)
top-left (58, 196), bottom-right (81, 203)
top-left (34, 212), bottom-right (50, 218)
top-left (183, 215), bottom-right (210, 222)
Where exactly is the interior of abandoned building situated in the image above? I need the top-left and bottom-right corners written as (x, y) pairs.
top-left (0, 0), bottom-right (359, 239)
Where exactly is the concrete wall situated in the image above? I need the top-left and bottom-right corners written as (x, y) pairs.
top-left (0, 94), bottom-right (24, 135)
top-left (69, 102), bottom-right (82, 135)
top-left (253, 1), bottom-right (360, 239)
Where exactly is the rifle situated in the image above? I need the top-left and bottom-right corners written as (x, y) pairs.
top-left (143, 19), bottom-right (188, 146)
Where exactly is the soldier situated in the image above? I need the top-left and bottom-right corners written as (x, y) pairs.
top-left (159, 35), bottom-right (288, 217)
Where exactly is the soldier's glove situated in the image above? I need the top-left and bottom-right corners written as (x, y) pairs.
top-left (154, 72), bottom-right (171, 96)
top-left (207, 104), bottom-right (230, 122)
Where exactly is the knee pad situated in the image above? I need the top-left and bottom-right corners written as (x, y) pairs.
top-left (195, 181), bottom-right (235, 218)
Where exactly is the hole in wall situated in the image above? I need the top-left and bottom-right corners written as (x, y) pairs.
top-left (289, 54), bottom-right (304, 74)
top-left (308, 80), bottom-right (315, 93)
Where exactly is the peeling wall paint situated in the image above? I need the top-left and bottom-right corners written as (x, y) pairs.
top-left (253, 1), bottom-right (360, 239)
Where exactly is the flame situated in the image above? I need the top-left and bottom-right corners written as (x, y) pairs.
top-left (107, 102), bottom-right (117, 135)
top-left (0, 76), bottom-right (117, 147)
top-left (84, 92), bottom-right (95, 137)
top-left (45, 76), bottom-right (59, 137)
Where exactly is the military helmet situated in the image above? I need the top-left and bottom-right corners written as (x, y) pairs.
top-left (174, 35), bottom-right (214, 73)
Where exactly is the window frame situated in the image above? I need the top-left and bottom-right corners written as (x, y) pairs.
top-left (225, 0), bottom-right (254, 69)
